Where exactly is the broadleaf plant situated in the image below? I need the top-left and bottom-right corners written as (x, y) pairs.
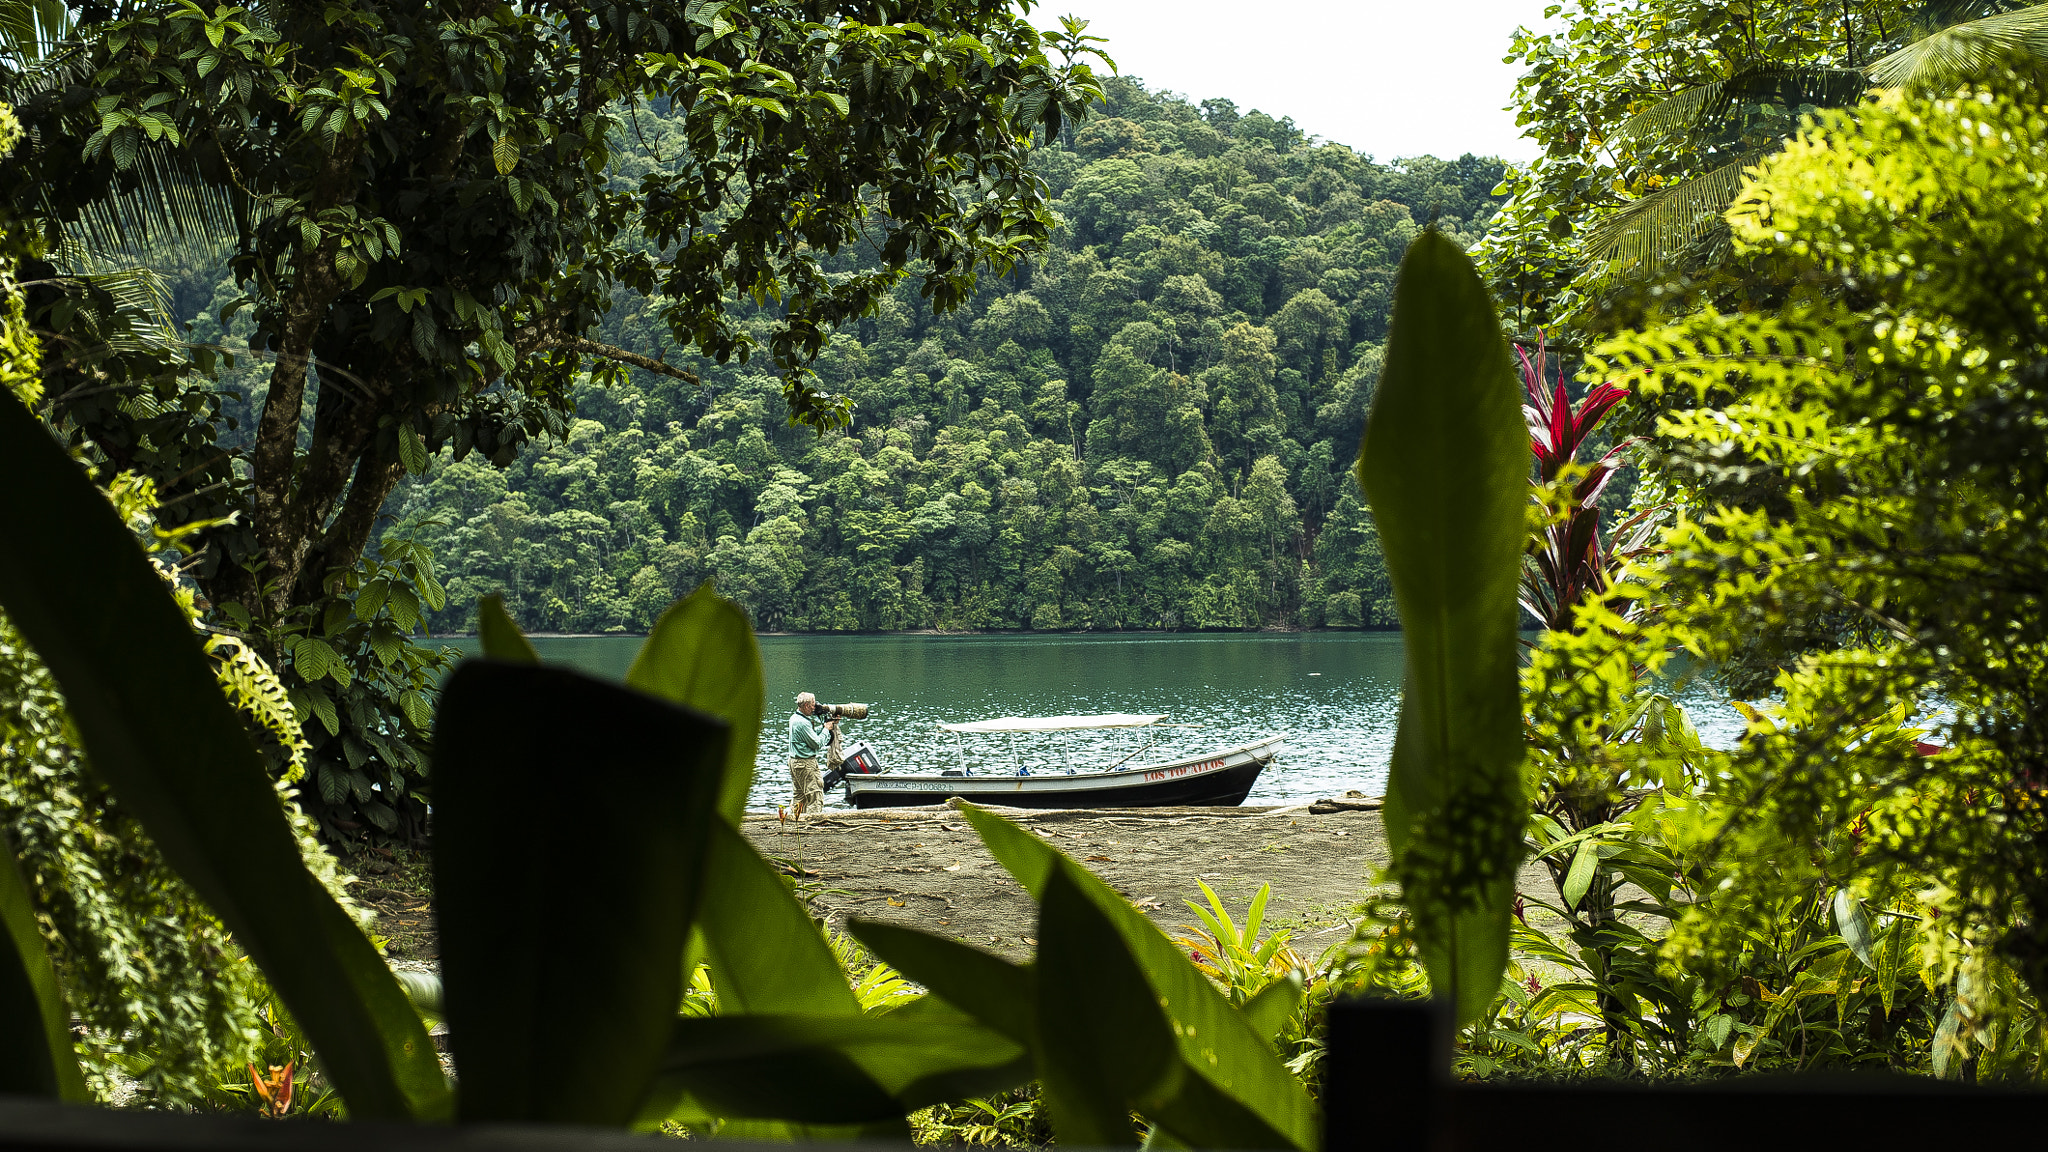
top-left (0, 826), bottom-right (87, 1101)
top-left (0, 368), bottom-right (1330, 1137)
top-left (1356, 230), bottom-right (1532, 1028)
top-left (0, 387), bottom-right (450, 1120)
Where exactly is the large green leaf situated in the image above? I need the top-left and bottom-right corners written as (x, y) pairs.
top-left (847, 919), bottom-right (1038, 1044)
top-left (1035, 864), bottom-right (1182, 1147)
top-left (642, 819), bottom-right (886, 1129)
top-left (0, 390), bottom-right (447, 1119)
top-left (859, 865), bottom-right (1293, 1150)
top-left (1240, 976), bottom-right (1305, 1048)
top-left (432, 660), bottom-right (728, 1125)
top-left (653, 1004), bottom-right (1028, 1123)
top-left (870, 994), bottom-right (1035, 1103)
top-left (1355, 231), bottom-right (1530, 1028)
top-left (476, 594), bottom-right (539, 663)
top-left (626, 582), bottom-right (765, 822)
top-left (957, 804), bottom-right (1319, 1151)
top-left (0, 828), bottom-right (86, 1101)
top-left (695, 818), bottom-right (861, 1017)
top-left (1867, 5), bottom-right (2048, 91)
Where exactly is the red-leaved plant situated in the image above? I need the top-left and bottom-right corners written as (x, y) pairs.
top-left (1516, 336), bottom-right (1659, 634)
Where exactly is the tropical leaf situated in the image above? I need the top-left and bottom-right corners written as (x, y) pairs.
top-left (1833, 888), bottom-right (1876, 969)
top-left (640, 820), bottom-right (879, 1135)
top-left (954, 803), bottom-right (1319, 1151)
top-left (1614, 66), bottom-right (1867, 145)
top-left (0, 827), bottom-right (87, 1101)
top-left (1355, 232), bottom-right (1529, 1029)
top-left (476, 593), bottom-right (538, 663)
top-left (625, 581), bottom-right (765, 823)
top-left (1867, 4), bottom-right (2048, 90)
top-left (0, 389), bottom-right (448, 1120)
top-left (693, 818), bottom-right (859, 1017)
top-left (1238, 976), bottom-right (1304, 1047)
top-left (1582, 159), bottom-right (1749, 274)
top-left (654, 1005), bottom-right (1029, 1123)
top-left (1035, 865), bottom-right (1182, 1147)
top-left (848, 919), bottom-right (1038, 1044)
top-left (0, 0), bottom-right (68, 65)
top-left (432, 660), bottom-right (728, 1125)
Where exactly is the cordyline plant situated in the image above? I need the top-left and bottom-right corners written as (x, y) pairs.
top-left (1512, 335), bottom-right (1710, 1069)
top-left (1516, 335), bottom-right (1657, 634)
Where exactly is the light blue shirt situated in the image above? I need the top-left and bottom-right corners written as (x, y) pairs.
top-left (788, 712), bottom-right (828, 759)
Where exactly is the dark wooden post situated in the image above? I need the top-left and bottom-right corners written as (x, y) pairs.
top-left (1320, 997), bottom-right (1449, 1152)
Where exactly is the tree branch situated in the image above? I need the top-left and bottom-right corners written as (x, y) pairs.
top-left (527, 331), bottom-right (701, 384)
top-left (306, 441), bottom-right (406, 600)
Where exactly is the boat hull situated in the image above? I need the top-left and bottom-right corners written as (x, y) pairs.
top-left (843, 737), bottom-right (1284, 810)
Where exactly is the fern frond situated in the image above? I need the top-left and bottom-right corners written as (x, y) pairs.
top-left (1582, 160), bottom-right (1750, 274)
top-left (1867, 5), bottom-right (2048, 90)
top-left (205, 634), bottom-right (312, 782)
top-left (1585, 308), bottom-right (1856, 404)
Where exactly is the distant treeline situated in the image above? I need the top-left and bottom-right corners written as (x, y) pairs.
top-left (371, 77), bottom-right (1505, 633)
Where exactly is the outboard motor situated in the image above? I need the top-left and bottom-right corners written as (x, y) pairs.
top-left (823, 741), bottom-right (883, 790)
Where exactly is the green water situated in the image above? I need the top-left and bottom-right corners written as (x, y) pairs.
top-left (445, 631), bottom-right (1744, 812)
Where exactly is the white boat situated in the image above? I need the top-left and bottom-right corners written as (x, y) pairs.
top-left (829, 713), bottom-right (1284, 810)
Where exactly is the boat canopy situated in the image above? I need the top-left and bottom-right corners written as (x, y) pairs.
top-left (937, 713), bottom-right (1166, 734)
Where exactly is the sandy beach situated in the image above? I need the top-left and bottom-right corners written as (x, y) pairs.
top-left (739, 800), bottom-right (1562, 961)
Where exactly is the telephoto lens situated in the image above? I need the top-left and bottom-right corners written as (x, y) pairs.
top-left (823, 702), bottom-right (870, 720)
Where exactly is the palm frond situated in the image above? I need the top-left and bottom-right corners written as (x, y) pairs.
top-left (0, 6), bottom-right (247, 268)
top-left (1582, 159), bottom-right (1750, 274)
top-left (1615, 80), bottom-right (1729, 145)
top-left (31, 254), bottom-right (187, 365)
top-left (1867, 5), bottom-right (2048, 90)
top-left (1615, 67), bottom-right (1869, 145)
top-left (64, 144), bottom-right (247, 267)
top-left (0, 0), bottom-right (68, 67)
top-left (1915, 1), bottom-right (2031, 30)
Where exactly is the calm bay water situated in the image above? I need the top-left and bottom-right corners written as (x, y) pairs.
top-left (446, 632), bottom-right (1746, 813)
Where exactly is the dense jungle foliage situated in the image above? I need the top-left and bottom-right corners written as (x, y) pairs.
top-left (283, 79), bottom-right (1505, 634)
top-left (12, 0), bottom-right (2048, 1134)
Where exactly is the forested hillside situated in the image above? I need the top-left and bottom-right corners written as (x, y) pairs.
top-left (388, 78), bottom-right (1506, 633)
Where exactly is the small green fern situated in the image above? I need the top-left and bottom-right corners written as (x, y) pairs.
top-left (204, 634), bottom-right (311, 782)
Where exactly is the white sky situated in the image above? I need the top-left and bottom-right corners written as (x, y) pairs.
top-left (1032, 0), bottom-right (1550, 162)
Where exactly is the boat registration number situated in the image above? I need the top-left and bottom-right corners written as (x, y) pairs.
top-left (1143, 757), bottom-right (1226, 782)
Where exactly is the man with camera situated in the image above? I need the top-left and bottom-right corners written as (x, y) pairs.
top-left (787, 692), bottom-right (836, 818)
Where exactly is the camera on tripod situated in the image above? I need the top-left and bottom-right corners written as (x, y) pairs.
top-left (813, 701), bottom-right (869, 721)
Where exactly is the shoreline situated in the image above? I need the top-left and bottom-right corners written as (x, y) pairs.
top-left (357, 799), bottom-right (1573, 968)
top-left (734, 799), bottom-right (1564, 962)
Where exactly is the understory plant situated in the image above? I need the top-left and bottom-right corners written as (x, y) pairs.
top-left (0, 358), bottom-right (1329, 1142)
top-left (0, 219), bottom-right (1523, 1143)
top-left (0, 191), bottom-right (354, 1105)
top-left (1508, 75), bottom-right (2048, 1082)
